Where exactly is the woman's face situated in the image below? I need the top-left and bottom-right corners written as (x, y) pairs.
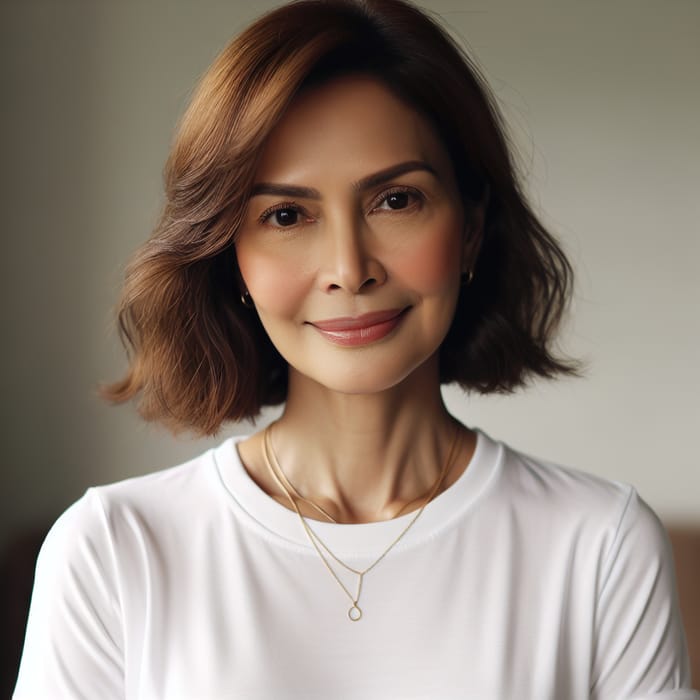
top-left (235, 75), bottom-right (473, 395)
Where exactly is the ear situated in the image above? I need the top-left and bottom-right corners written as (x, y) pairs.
top-left (461, 197), bottom-right (486, 273)
top-left (233, 249), bottom-right (248, 295)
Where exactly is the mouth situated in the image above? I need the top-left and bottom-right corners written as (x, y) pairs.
top-left (308, 308), bottom-right (410, 347)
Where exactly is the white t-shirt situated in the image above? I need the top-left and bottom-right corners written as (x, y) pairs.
top-left (14, 430), bottom-right (698, 699)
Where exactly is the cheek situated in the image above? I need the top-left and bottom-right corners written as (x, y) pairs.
top-left (236, 243), bottom-right (310, 318)
top-left (392, 220), bottom-right (463, 293)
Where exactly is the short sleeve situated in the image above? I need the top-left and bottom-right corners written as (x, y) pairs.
top-left (13, 489), bottom-right (125, 699)
top-left (590, 488), bottom-right (699, 699)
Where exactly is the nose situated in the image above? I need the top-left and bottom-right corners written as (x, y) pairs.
top-left (317, 214), bottom-right (387, 294)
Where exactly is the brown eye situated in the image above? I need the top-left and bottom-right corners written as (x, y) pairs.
top-left (374, 188), bottom-right (421, 213)
top-left (386, 192), bottom-right (410, 210)
top-left (272, 208), bottom-right (299, 226)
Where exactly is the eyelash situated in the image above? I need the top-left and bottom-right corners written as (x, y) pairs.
top-left (257, 186), bottom-right (423, 227)
top-left (257, 201), bottom-right (304, 226)
top-left (371, 186), bottom-right (422, 212)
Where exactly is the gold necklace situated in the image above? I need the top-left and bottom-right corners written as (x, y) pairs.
top-left (266, 448), bottom-right (338, 523)
top-left (267, 444), bottom-right (440, 524)
top-left (262, 423), bottom-right (461, 621)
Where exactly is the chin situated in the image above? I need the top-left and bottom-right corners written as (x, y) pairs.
top-left (291, 351), bottom-right (439, 397)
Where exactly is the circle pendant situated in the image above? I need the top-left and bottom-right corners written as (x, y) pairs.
top-left (348, 604), bottom-right (362, 621)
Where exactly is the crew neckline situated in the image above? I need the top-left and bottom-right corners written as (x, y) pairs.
top-left (212, 428), bottom-right (503, 559)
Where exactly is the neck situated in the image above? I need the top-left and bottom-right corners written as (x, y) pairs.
top-left (266, 359), bottom-right (471, 523)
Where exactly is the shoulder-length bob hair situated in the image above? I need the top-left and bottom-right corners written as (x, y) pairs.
top-left (103, 0), bottom-right (577, 435)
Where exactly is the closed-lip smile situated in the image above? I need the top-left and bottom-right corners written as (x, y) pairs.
top-left (308, 308), bottom-right (409, 346)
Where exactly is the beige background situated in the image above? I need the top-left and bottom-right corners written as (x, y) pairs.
top-left (1, 0), bottom-right (698, 551)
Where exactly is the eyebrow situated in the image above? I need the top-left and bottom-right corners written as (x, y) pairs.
top-left (355, 160), bottom-right (438, 191)
top-left (249, 182), bottom-right (321, 199)
top-left (250, 160), bottom-right (438, 200)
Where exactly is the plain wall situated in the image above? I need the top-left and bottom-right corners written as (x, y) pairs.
top-left (1, 0), bottom-right (698, 551)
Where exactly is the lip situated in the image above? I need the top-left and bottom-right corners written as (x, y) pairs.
top-left (308, 308), bottom-right (409, 346)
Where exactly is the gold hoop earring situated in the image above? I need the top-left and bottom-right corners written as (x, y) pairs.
top-left (240, 291), bottom-right (254, 308)
top-left (461, 270), bottom-right (474, 286)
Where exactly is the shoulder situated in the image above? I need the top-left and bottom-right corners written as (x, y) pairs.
top-left (482, 435), bottom-right (669, 567)
top-left (499, 441), bottom-right (633, 513)
top-left (13, 441), bottom-right (242, 699)
top-left (498, 440), bottom-right (642, 521)
top-left (95, 437), bottom-right (239, 516)
top-left (40, 437), bottom-right (239, 563)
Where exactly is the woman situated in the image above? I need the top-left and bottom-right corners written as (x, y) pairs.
top-left (14, 0), bottom-right (697, 698)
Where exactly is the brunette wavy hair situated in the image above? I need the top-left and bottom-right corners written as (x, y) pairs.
top-left (103, 0), bottom-right (577, 435)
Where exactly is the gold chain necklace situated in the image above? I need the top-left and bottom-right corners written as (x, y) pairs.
top-left (262, 423), bottom-right (460, 621)
top-left (264, 445), bottom-right (338, 523)
top-left (266, 442), bottom-right (435, 524)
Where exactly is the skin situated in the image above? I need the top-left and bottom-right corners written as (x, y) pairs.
top-left (235, 76), bottom-right (482, 524)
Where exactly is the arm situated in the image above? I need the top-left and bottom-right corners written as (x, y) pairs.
top-left (13, 490), bottom-right (125, 699)
top-left (590, 488), bottom-right (698, 699)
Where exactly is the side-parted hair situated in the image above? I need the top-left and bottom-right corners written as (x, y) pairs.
top-left (103, 0), bottom-right (577, 435)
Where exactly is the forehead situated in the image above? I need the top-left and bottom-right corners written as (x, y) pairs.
top-left (253, 75), bottom-right (451, 183)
